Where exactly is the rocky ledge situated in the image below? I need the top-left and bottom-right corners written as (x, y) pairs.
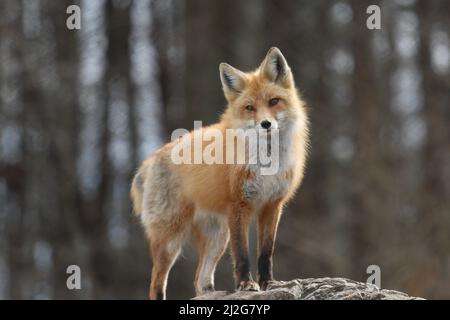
top-left (193, 277), bottom-right (424, 300)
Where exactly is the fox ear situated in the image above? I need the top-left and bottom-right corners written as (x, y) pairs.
top-left (260, 47), bottom-right (294, 88)
top-left (219, 63), bottom-right (246, 100)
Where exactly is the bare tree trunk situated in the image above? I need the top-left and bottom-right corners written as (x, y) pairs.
top-left (3, 0), bottom-right (29, 299)
top-left (416, 0), bottom-right (450, 297)
top-left (349, 0), bottom-right (395, 276)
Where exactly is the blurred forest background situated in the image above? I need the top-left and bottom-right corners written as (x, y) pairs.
top-left (0, 0), bottom-right (449, 299)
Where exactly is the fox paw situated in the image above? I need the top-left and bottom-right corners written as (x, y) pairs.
top-left (259, 279), bottom-right (274, 290)
top-left (237, 280), bottom-right (260, 291)
top-left (196, 284), bottom-right (215, 296)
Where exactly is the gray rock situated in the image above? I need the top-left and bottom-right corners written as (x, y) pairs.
top-left (193, 278), bottom-right (424, 300)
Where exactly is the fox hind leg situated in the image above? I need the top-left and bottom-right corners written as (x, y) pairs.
top-left (149, 231), bottom-right (184, 300)
top-left (193, 213), bottom-right (229, 295)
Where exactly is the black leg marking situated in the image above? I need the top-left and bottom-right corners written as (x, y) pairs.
top-left (258, 239), bottom-right (274, 285)
top-left (235, 238), bottom-right (251, 284)
top-left (156, 291), bottom-right (164, 300)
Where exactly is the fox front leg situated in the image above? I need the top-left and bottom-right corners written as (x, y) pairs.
top-left (228, 205), bottom-right (260, 291)
top-left (257, 200), bottom-right (283, 290)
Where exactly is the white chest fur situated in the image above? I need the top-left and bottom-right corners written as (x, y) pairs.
top-left (242, 172), bottom-right (291, 204)
top-left (242, 122), bottom-right (297, 204)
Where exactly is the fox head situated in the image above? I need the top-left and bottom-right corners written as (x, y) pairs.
top-left (220, 47), bottom-right (303, 131)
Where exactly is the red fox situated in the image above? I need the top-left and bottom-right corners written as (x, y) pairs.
top-left (130, 47), bottom-right (309, 300)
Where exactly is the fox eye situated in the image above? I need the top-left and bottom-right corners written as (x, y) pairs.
top-left (245, 105), bottom-right (255, 112)
top-left (269, 98), bottom-right (280, 107)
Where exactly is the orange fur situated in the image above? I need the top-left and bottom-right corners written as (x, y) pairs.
top-left (131, 47), bottom-right (309, 299)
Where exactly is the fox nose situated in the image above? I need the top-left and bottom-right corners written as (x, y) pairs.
top-left (261, 120), bottom-right (272, 129)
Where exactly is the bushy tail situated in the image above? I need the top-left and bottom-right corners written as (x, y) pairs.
top-left (130, 170), bottom-right (144, 215)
